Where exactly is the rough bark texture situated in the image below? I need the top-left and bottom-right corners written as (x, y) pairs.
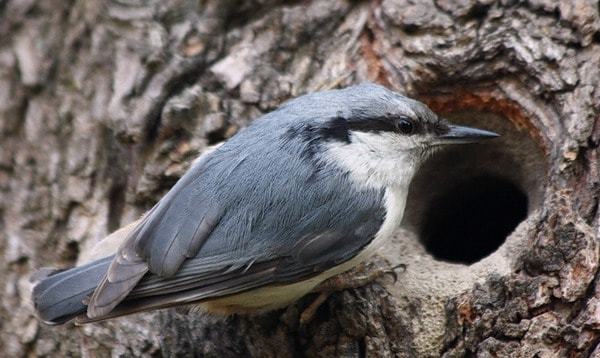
top-left (1, 0), bottom-right (599, 357)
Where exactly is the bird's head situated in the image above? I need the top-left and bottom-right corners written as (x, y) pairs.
top-left (284, 83), bottom-right (499, 189)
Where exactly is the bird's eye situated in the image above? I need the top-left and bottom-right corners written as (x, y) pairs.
top-left (396, 117), bottom-right (415, 134)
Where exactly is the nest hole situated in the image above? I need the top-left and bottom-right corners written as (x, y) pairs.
top-left (420, 175), bottom-right (528, 263)
top-left (403, 110), bottom-right (547, 265)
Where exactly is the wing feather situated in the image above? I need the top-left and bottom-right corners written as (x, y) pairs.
top-left (86, 118), bottom-right (386, 321)
top-left (87, 154), bottom-right (223, 319)
top-left (82, 214), bottom-right (380, 322)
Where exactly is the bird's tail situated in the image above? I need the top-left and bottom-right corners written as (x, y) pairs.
top-left (31, 256), bottom-right (113, 325)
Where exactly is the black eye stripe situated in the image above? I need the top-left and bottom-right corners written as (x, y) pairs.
top-left (317, 114), bottom-right (439, 144)
top-left (345, 115), bottom-right (420, 135)
top-left (345, 117), bottom-right (397, 133)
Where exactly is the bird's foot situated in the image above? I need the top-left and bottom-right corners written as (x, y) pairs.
top-left (299, 256), bottom-right (406, 325)
top-left (299, 291), bottom-right (330, 325)
top-left (314, 257), bottom-right (405, 292)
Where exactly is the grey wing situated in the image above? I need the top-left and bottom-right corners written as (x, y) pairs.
top-left (83, 222), bottom-right (382, 323)
top-left (87, 124), bottom-right (385, 320)
top-left (87, 151), bottom-right (228, 318)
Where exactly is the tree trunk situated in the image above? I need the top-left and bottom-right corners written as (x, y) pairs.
top-left (1, 0), bottom-right (599, 356)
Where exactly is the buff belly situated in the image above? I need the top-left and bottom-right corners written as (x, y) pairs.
top-left (196, 252), bottom-right (367, 315)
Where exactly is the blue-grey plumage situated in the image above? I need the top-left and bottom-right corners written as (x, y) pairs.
top-left (31, 83), bottom-right (499, 325)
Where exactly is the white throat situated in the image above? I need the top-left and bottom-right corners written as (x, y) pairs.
top-left (324, 131), bottom-right (419, 190)
top-left (324, 131), bottom-right (418, 258)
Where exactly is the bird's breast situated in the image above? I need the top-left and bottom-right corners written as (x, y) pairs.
top-left (357, 186), bottom-right (407, 259)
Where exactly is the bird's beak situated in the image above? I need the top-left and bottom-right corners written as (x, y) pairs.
top-left (434, 124), bottom-right (499, 145)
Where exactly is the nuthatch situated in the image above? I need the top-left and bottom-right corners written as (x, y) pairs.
top-left (31, 83), bottom-right (498, 324)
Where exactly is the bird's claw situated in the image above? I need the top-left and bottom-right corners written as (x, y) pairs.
top-left (299, 257), bottom-right (407, 325)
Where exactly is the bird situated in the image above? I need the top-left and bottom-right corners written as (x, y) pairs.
top-left (31, 82), bottom-right (498, 325)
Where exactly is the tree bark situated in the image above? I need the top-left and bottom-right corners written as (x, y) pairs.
top-left (1, 0), bottom-right (599, 356)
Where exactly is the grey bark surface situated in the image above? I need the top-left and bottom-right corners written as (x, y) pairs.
top-left (1, 0), bottom-right (599, 357)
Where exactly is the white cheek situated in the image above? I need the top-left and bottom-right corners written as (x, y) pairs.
top-left (324, 131), bottom-right (418, 189)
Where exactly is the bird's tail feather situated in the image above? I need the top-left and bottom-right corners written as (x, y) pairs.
top-left (31, 256), bottom-right (113, 325)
